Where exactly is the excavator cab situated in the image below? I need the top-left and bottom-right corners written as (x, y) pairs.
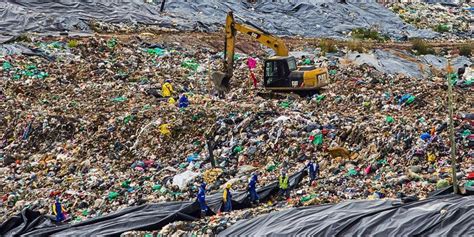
top-left (264, 56), bottom-right (297, 87)
top-left (264, 56), bottom-right (329, 91)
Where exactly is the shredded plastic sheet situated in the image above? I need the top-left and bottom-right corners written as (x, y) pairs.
top-left (0, 0), bottom-right (437, 43)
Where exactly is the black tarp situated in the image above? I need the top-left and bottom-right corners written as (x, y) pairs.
top-left (219, 194), bottom-right (474, 236)
top-left (0, 0), bottom-right (438, 43)
top-left (0, 171), bottom-right (305, 236)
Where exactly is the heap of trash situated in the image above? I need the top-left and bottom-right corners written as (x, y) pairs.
top-left (1, 35), bottom-right (472, 235)
top-left (388, 3), bottom-right (473, 39)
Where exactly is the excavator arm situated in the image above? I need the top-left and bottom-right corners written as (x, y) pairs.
top-left (219, 11), bottom-right (289, 89)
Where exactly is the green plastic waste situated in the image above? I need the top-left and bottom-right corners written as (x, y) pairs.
top-left (147, 48), bottom-right (165, 56)
top-left (108, 191), bottom-right (119, 200)
top-left (385, 116), bottom-right (394, 123)
top-left (121, 180), bottom-right (131, 188)
top-left (280, 101), bottom-right (290, 108)
top-left (23, 70), bottom-right (35, 77)
top-left (303, 58), bottom-right (311, 65)
top-left (181, 60), bottom-right (199, 71)
top-left (53, 42), bottom-right (63, 48)
top-left (406, 95), bottom-right (416, 104)
top-left (144, 233), bottom-right (153, 237)
top-left (192, 114), bottom-right (201, 121)
top-left (37, 72), bottom-right (48, 79)
top-left (461, 129), bottom-right (471, 138)
top-left (82, 209), bottom-right (89, 216)
top-left (377, 159), bottom-right (388, 165)
top-left (347, 169), bottom-right (358, 176)
top-left (316, 95), bottom-right (325, 103)
top-left (300, 194), bottom-right (317, 202)
top-left (466, 180), bottom-right (474, 187)
top-left (142, 104), bottom-right (151, 110)
top-left (2, 61), bottom-right (12, 70)
top-left (233, 146), bottom-right (243, 154)
top-left (267, 164), bottom-right (276, 172)
top-left (123, 115), bottom-right (134, 124)
top-left (69, 101), bottom-right (78, 108)
top-left (107, 38), bottom-right (117, 49)
top-left (329, 69), bottom-right (337, 75)
top-left (112, 96), bottom-right (127, 102)
top-left (312, 134), bottom-right (323, 145)
top-left (159, 186), bottom-right (167, 194)
top-left (437, 24), bottom-right (449, 32)
top-left (362, 101), bottom-right (370, 107)
top-left (152, 184), bottom-right (162, 191)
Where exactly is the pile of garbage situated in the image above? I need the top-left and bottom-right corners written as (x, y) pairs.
top-left (1, 36), bottom-right (473, 235)
top-left (388, 3), bottom-right (473, 39)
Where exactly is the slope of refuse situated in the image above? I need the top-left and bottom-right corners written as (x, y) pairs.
top-left (0, 0), bottom-right (439, 43)
top-left (388, 2), bottom-right (473, 39)
top-left (1, 35), bottom-right (473, 236)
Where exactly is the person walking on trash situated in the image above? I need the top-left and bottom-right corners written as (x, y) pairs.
top-left (51, 196), bottom-right (67, 222)
top-left (197, 182), bottom-right (208, 217)
top-left (162, 79), bottom-right (174, 97)
top-left (178, 93), bottom-right (189, 108)
top-left (222, 183), bottom-right (233, 212)
top-left (278, 171), bottom-right (290, 200)
top-left (306, 159), bottom-right (319, 186)
top-left (248, 172), bottom-right (259, 205)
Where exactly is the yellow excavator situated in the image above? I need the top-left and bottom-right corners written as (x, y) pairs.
top-left (213, 11), bottom-right (329, 94)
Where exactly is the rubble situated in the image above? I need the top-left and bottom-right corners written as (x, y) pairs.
top-left (389, 3), bottom-right (473, 39)
top-left (1, 34), bottom-right (471, 235)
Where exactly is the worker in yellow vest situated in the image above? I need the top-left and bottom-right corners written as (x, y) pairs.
top-left (278, 171), bottom-right (289, 200)
top-left (162, 79), bottom-right (174, 97)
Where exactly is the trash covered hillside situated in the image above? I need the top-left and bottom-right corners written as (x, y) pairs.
top-left (1, 0), bottom-right (473, 236)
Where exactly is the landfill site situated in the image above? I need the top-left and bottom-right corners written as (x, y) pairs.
top-left (0, 0), bottom-right (473, 236)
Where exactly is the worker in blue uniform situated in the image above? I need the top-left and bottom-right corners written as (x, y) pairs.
top-left (51, 196), bottom-right (66, 222)
top-left (248, 172), bottom-right (259, 205)
top-left (197, 182), bottom-right (208, 217)
top-left (306, 160), bottom-right (320, 185)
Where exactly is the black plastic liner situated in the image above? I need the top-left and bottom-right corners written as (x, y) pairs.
top-left (0, 0), bottom-right (437, 43)
top-left (219, 194), bottom-right (474, 236)
top-left (0, 171), bottom-right (304, 236)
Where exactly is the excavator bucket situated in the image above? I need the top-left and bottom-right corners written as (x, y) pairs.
top-left (210, 71), bottom-right (231, 93)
